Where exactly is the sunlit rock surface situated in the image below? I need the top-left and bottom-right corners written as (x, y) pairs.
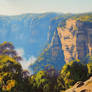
top-left (58, 19), bottom-right (92, 63)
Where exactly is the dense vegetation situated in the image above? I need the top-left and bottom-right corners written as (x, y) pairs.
top-left (72, 13), bottom-right (92, 22)
top-left (0, 42), bottom-right (31, 92)
top-left (0, 42), bottom-right (92, 92)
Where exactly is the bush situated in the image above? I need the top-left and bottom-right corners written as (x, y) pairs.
top-left (0, 55), bottom-right (31, 92)
top-left (59, 60), bottom-right (88, 89)
top-left (87, 63), bottom-right (92, 77)
top-left (29, 69), bottom-right (58, 92)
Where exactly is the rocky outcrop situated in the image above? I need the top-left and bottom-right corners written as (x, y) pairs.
top-left (29, 30), bottom-right (65, 73)
top-left (57, 19), bottom-right (92, 63)
top-left (29, 16), bottom-right (70, 73)
top-left (65, 77), bottom-right (92, 92)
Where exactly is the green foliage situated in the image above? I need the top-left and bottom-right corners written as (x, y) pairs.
top-left (0, 41), bottom-right (22, 62)
top-left (0, 42), bottom-right (92, 92)
top-left (72, 14), bottom-right (92, 22)
top-left (0, 55), bottom-right (20, 91)
top-left (57, 75), bottom-right (65, 91)
top-left (29, 69), bottom-right (58, 92)
top-left (87, 63), bottom-right (92, 77)
top-left (59, 61), bottom-right (88, 89)
top-left (0, 55), bottom-right (31, 92)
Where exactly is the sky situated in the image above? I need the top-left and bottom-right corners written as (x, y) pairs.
top-left (0, 0), bottom-right (92, 15)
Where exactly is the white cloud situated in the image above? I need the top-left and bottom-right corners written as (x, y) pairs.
top-left (16, 48), bottom-right (24, 57)
top-left (20, 56), bottom-right (36, 70)
top-left (16, 48), bottom-right (36, 74)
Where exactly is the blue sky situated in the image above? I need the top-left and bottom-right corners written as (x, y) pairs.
top-left (0, 0), bottom-right (92, 15)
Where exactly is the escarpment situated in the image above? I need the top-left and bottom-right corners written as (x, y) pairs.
top-left (57, 19), bottom-right (92, 63)
top-left (29, 31), bottom-right (65, 73)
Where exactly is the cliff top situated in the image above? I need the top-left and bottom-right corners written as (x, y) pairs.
top-left (72, 14), bottom-right (92, 22)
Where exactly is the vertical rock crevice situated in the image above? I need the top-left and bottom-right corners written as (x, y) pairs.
top-left (57, 19), bottom-right (92, 63)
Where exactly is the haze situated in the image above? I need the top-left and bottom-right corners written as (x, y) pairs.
top-left (0, 0), bottom-right (92, 15)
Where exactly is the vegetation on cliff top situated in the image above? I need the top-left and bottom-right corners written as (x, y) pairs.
top-left (72, 13), bottom-right (92, 22)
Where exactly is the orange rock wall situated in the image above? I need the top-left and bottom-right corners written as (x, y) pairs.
top-left (57, 19), bottom-right (92, 63)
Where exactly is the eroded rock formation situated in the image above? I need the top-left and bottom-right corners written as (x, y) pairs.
top-left (29, 31), bottom-right (65, 73)
top-left (57, 19), bottom-right (92, 63)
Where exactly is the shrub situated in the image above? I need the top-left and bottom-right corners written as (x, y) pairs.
top-left (87, 63), bottom-right (92, 77)
top-left (59, 60), bottom-right (88, 89)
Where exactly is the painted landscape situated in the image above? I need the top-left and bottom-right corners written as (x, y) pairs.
top-left (0, 0), bottom-right (92, 92)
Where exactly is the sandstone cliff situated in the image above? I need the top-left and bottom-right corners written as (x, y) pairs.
top-left (57, 19), bottom-right (92, 63)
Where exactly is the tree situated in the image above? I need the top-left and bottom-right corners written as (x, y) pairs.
top-left (59, 60), bottom-right (88, 89)
top-left (87, 63), bottom-right (92, 77)
top-left (0, 42), bottom-right (22, 62)
top-left (29, 69), bottom-right (58, 92)
top-left (0, 55), bottom-right (31, 92)
top-left (0, 42), bottom-right (32, 92)
top-left (0, 55), bottom-right (21, 91)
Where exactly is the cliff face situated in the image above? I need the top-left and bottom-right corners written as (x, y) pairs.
top-left (29, 16), bottom-right (71, 73)
top-left (0, 13), bottom-right (59, 58)
top-left (29, 30), bottom-right (65, 73)
top-left (57, 19), bottom-right (92, 63)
